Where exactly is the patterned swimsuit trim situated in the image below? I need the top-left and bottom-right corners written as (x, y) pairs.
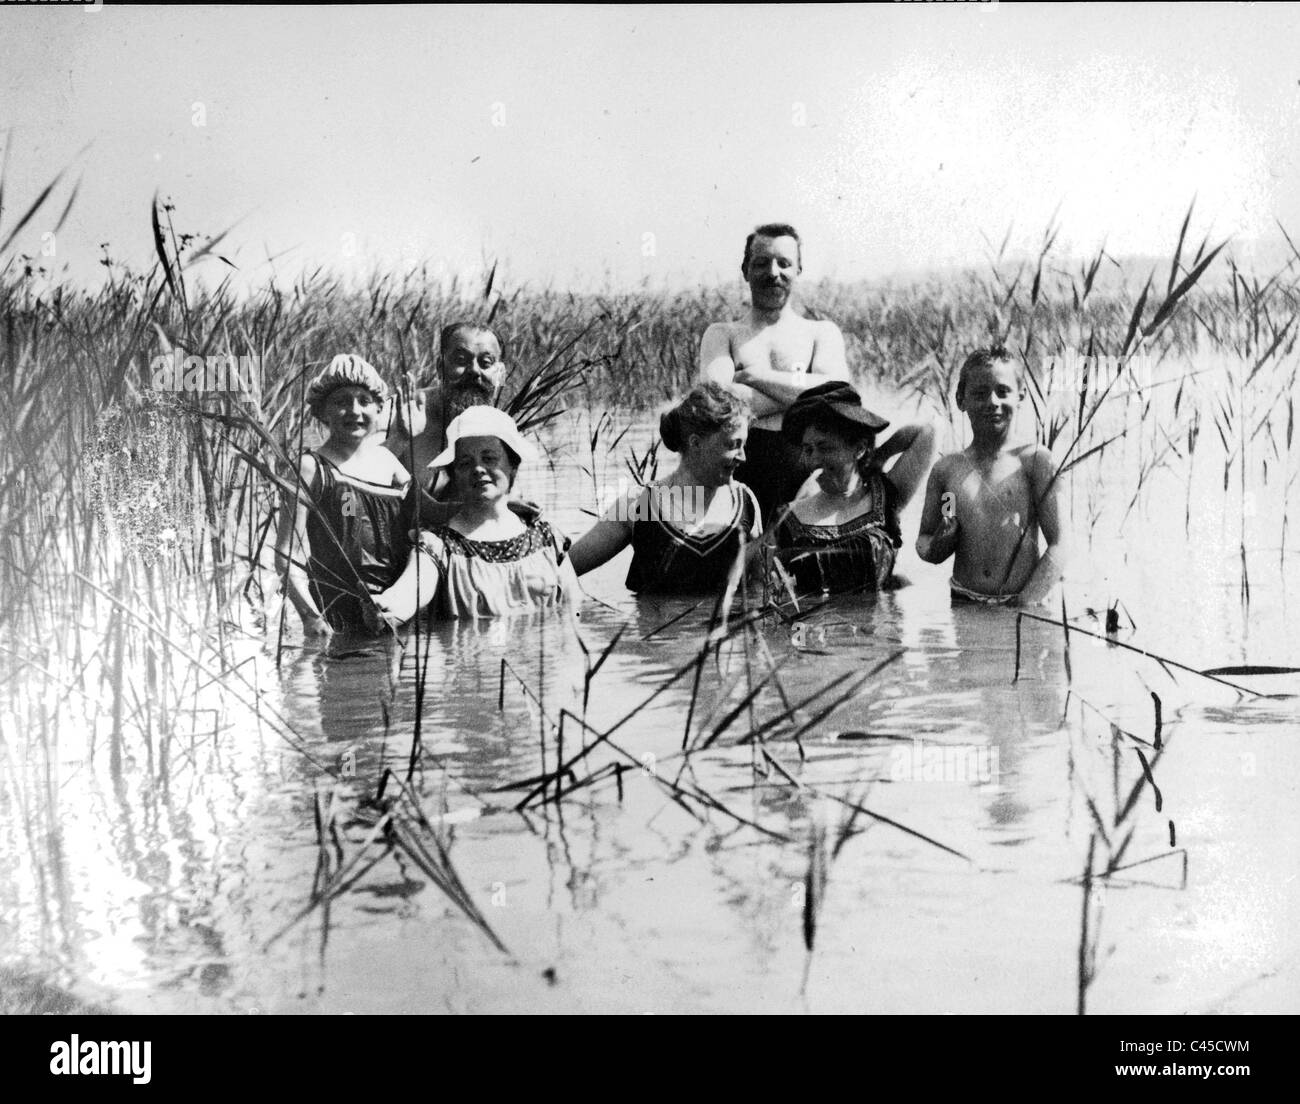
top-left (777, 508), bottom-right (899, 549)
top-left (427, 520), bottom-right (568, 567)
top-left (646, 484), bottom-right (752, 557)
top-left (949, 578), bottom-right (1017, 606)
top-left (770, 470), bottom-right (900, 595)
top-left (311, 451), bottom-right (410, 498)
top-left (625, 483), bottom-right (759, 594)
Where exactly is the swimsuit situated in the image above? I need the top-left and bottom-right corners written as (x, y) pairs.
top-left (949, 579), bottom-right (1017, 606)
top-left (771, 469), bottom-right (901, 595)
top-left (625, 482), bottom-right (761, 595)
top-left (305, 451), bottom-right (415, 631)
top-left (424, 519), bottom-right (572, 618)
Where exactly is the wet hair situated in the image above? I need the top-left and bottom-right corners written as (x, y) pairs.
top-left (439, 321), bottom-right (507, 366)
top-left (742, 223), bottom-right (802, 274)
top-left (659, 382), bottom-right (750, 454)
top-left (955, 345), bottom-right (1023, 405)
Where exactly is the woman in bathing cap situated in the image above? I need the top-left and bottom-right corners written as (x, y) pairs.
top-left (277, 354), bottom-right (420, 635)
top-left (568, 382), bottom-right (760, 595)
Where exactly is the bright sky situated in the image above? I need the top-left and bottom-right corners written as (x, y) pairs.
top-left (2, 3), bottom-right (1297, 292)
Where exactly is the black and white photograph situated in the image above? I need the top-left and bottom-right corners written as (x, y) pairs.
top-left (1, 0), bottom-right (1296, 1048)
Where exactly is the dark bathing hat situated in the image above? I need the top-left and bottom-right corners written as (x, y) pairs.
top-left (781, 381), bottom-right (889, 445)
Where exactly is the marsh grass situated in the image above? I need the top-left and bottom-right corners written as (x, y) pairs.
top-left (3, 156), bottom-right (1300, 1009)
top-left (0, 966), bottom-right (111, 1015)
top-left (1066, 689), bottom-right (1186, 1014)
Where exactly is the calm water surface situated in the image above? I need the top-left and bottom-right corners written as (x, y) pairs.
top-left (4, 400), bottom-right (1299, 1014)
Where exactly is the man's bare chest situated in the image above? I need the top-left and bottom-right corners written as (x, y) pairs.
top-left (733, 326), bottom-right (817, 375)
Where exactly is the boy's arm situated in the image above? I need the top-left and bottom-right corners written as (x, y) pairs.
top-left (700, 324), bottom-right (781, 417)
top-left (915, 460), bottom-right (959, 564)
top-left (1015, 448), bottom-right (1068, 607)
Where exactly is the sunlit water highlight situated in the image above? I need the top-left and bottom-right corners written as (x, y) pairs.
top-left (3, 389), bottom-right (1299, 1014)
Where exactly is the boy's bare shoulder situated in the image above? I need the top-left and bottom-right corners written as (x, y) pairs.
top-left (933, 451), bottom-right (972, 480)
top-left (1014, 443), bottom-right (1056, 477)
top-left (1011, 441), bottom-right (1051, 459)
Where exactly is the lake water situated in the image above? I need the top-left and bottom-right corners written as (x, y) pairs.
top-left (3, 382), bottom-right (1299, 1014)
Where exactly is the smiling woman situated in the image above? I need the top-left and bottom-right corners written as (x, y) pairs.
top-left (568, 382), bottom-right (760, 596)
top-left (767, 381), bottom-right (936, 595)
top-left (372, 406), bottom-right (578, 621)
top-left (275, 355), bottom-right (423, 635)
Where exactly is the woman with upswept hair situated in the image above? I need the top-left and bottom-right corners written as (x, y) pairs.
top-left (569, 382), bottom-right (760, 595)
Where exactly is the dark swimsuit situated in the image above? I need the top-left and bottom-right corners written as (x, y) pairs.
top-left (305, 451), bottom-right (415, 631)
top-left (626, 483), bottom-right (761, 595)
top-left (772, 469), bottom-right (901, 595)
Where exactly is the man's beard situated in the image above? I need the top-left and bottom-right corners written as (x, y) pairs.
top-left (444, 381), bottom-right (497, 422)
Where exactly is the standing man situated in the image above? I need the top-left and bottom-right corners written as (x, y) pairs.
top-left (385, 321), bottom-right (507, 490)
top-left (698, 223), bottom-right (852, 522)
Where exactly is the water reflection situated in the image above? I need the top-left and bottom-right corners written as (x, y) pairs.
top-left (7, 411), bottom-right (1300, 1014)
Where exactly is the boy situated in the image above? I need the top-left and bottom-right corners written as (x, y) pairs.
top-left (916, 347), bottom-right (1066, 606)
